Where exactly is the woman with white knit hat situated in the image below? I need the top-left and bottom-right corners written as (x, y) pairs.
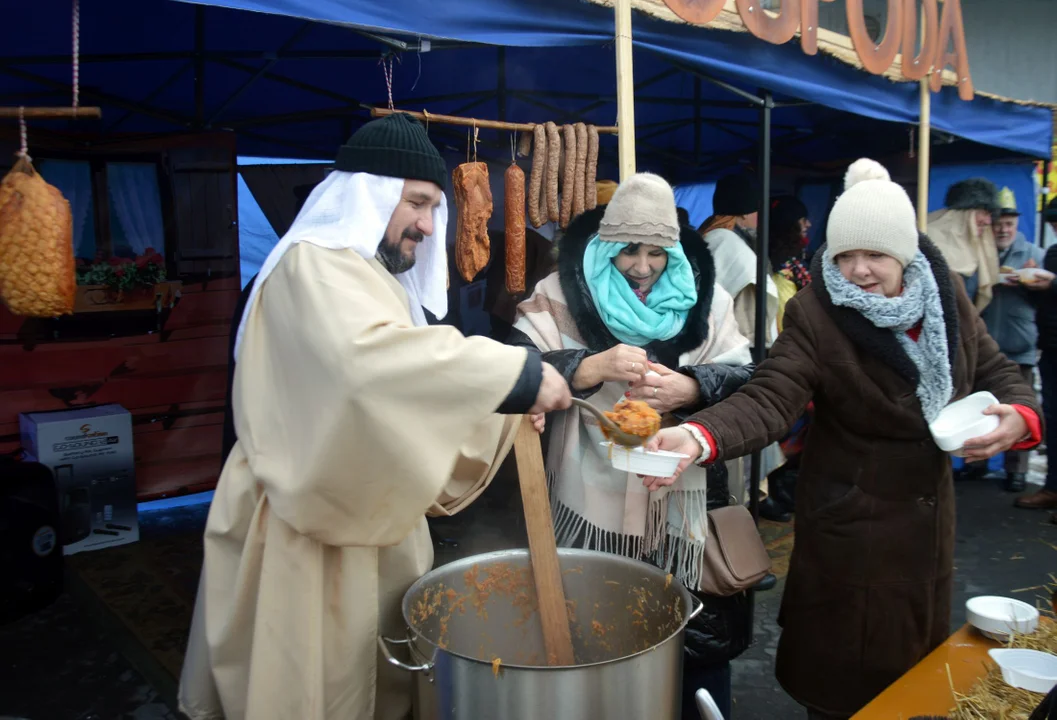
top-left (645, 159), bottom-right (1043, 718)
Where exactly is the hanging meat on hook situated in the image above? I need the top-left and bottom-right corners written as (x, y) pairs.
top-left (504, 162), bottom-right (526, 294)
top-left (545, 122), bottom-right (561, 225)
top-left (528, 124), bottom-right (546, 229)
top-left (559, 124), bottom-right (577, 229)
top-left (572, 123), bottom-right (588, 219)
top-left (517, 131), bottom-right (533, 158)
top-left (453, 162), bottom-right (493, 283)
top-left (585, 125), bottom-right (599, 211)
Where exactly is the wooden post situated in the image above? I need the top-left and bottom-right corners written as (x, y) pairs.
top-left (917, 76), bottom-right (931, 233)
top-left (614, 0), bottom-right (636, 180)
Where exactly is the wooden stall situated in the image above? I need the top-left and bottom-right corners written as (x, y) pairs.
top-left (0, 130), bottom-right (240, 500)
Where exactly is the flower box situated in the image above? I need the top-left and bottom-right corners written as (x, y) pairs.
top-left (74, 281), bottom-right (180, 314)
top-left (74, 249), bottom-right (177, 313)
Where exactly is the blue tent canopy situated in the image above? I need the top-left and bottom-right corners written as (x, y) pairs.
top-left (177, 0), bottom-right (1051, 158)
top-left (3, 0), bottom-right (1050, 180)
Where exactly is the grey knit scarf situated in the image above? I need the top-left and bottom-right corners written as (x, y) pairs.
top-left (822, 251), bottom-right (953, 422)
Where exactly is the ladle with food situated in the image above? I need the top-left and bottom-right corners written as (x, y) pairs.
top-left (570, 397), bottom-right (659, 447)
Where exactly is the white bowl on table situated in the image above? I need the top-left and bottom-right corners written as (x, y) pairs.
top-left (600, 442), bottom-right (689, 478)
top-left (988, 648), bottom-right (1057, 694)
top-left (966, 595), bottom-right (1039, 642)
top-left (928, 391), bottom-right (1000, 456)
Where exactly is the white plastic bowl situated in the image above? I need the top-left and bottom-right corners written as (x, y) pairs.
top-left (929, 391), bottom-right (1000, 455)
top-left (600, 442), bottom-right (689, 477)
top-left (1017, 267), bottom-right (1055, 284)
top-left (988, 648), bottom-right (1057, 694)
top-left (966, 595), bottom-right (1039, 642)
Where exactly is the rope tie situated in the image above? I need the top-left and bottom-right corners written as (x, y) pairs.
top-left (17, 107), bottom-right (30, 161)
top-left (380, 55), bottom-right (395, 111)
top-left (72, 0), bottom-right (80, 110)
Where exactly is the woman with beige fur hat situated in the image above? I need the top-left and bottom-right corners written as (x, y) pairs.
top-left (509, 172), bottom-right (756, 718)
top-left (646, 159), bottom-right (1042, 718)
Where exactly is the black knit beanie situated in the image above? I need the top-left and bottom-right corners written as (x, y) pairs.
top-left (770, 195), bottom-right (808, 236)
top-left (712, 172), bottom-right (760, 216)
top-left (334, 113), bottom-right (447, 190)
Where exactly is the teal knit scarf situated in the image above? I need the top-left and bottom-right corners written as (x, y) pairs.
top-left (582, 234), bottom-right (698, 346)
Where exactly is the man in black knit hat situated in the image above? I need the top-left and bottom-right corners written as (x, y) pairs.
top-left (180, 113), bottom-right (571, 720)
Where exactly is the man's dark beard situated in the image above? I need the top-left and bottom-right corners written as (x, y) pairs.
top-left (376, 229), bottom-right (422, 274)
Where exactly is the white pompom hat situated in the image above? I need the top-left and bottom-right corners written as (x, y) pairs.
top-left (825, 158), bottom-right (919, 268)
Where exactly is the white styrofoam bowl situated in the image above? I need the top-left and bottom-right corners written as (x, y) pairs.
top-left (929, 391), bottom-right (1000, 455)
top-left (988, 648), bottom-right (1057, 694)
top-left (966, 595), bottom-right (1039, 642)
top-left (600, 442), bottom-right (689, 478)
top-left (1017, 267), bottom-right (1055, 284)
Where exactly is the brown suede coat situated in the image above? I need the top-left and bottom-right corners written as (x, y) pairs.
top-left (687, 238), bottom-right (1041, 716)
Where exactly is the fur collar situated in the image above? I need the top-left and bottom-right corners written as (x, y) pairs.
top-left (810, 235), bottom-right (959, 387)
top-left (556, 206), bottom-right (716, 363)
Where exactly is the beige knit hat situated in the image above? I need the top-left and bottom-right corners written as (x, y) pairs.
top-left (598, 172), bottom-right (679, 248)
top-left (825, 158), bottom-right (919, 268)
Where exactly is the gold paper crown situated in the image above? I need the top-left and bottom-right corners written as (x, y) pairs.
top-left (998, 186), bottom-right (1018, 213)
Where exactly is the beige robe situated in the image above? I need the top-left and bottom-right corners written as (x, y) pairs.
top-left (927, 207), bottom-right (999, 310)
top-left (177, 243), bottom-right (527, 720)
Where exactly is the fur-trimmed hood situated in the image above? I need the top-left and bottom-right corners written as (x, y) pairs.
top-left (556, 206), bottom-right (716, 364)
top-left (945, 178), bottom-right (999, 213)
top-left (810, 235), bottom-right (959, 387)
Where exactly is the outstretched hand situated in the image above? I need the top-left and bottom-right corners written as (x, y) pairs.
top-left (960, 404), bottom-right (1029, 463)
top-left (639, 427), bottom-right (702, 492)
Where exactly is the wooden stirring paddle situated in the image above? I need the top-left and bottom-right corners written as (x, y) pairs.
top-left (513, 415), bottom-right (576, 666)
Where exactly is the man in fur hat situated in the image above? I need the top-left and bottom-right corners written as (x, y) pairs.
top-left (927, 178), bottom-right (1001, 310)
top-left (970, 188), bottom-right (1048, 492)
top-left (179, 113), bottom-right (572, 720)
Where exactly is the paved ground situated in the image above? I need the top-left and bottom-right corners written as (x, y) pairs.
top-left (729, 457), bottom-right (1056, 718)
top-left (1, 455), bottom-right (1054, 719)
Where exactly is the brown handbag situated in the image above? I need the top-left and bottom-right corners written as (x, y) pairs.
top-left (696, 505), bottom-right (772, 597)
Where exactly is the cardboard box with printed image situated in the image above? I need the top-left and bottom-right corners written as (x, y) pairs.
top-left (19, 404), bottom-right (139, 555)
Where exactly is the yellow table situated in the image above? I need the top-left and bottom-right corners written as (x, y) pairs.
top-left (852, 625), bottom-right (998, 719)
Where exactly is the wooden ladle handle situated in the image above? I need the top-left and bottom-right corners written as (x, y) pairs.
top-left (513, 415), bottom-right (576, 666)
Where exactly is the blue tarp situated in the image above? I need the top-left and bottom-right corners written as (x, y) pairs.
top-left (673, 183), bottom-right (716, 230)
top-left (179, 0), bottom-right (1053, 159)
top-left (2, 0), bottom-right (1050, 179)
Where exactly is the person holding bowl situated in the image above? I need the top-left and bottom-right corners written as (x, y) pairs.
top-left (509, 173), bottom-right (755, 718)
top-left (644, 159), bottom-right (1042, 720)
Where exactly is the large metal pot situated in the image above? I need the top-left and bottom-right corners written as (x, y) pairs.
top-left (379, 548), bottom-right (703, 720)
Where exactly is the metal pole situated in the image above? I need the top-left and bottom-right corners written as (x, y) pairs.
top-left (1040, 159), bottom-right (1051, 247)
top-left (745, 87), bottom-right (773, 640)
top-left (614, 0), bottom-right (636, 179)
top-left (749, 90), bottom-right (773, 525)
top-left (917, 77), bottom-right (931, 233)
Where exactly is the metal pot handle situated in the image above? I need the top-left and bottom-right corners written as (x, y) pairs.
top-left (688, 593), bottom-right (705, 621)
top-left (378, 635), bottom-right (435, 674)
